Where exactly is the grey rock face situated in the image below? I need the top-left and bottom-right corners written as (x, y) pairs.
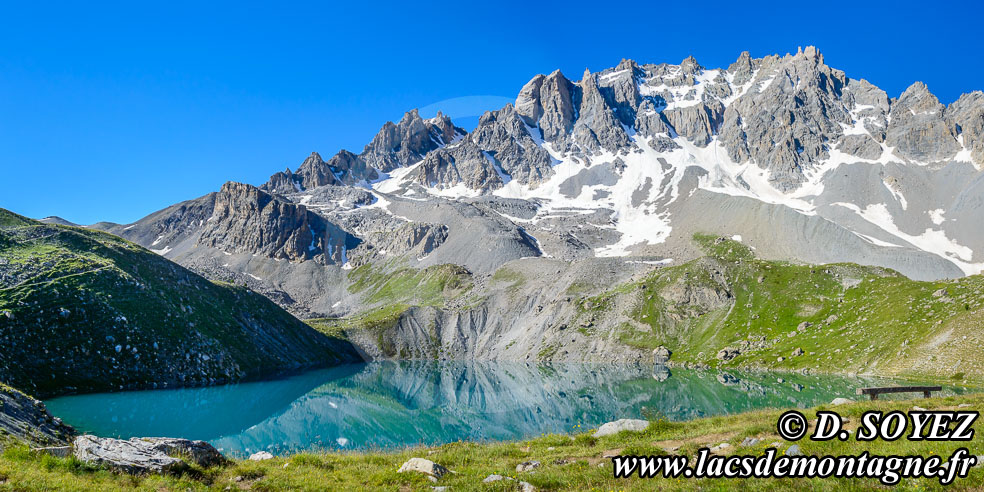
top-left (470, 104), bottom-right (555, 188)
top-left (263, 151), bottom-right (381, 194)
top-left (663, 101), bottom-right (724, 147)
top-left (295, 152), bottom-right (343, 189)
top-left (603, 58), bottom-right (645, 126)
top-left (634, 99), bottom-right (672, 138)
top-left (410, 104), bottom-right (558, 192)
top-left (200, 182), bottom-right (358, 265)
top-left (73, 435), bottom-right (225, 474)
top-left (727, 51), bottom-right (757, 86)
top-left (886, 82), bottom-right (960, 162)
top-left (837, 134), bottom-right (883, 159)
top-left (361, 222), bottom-right (448, 262)
top-left (0, 384), bottom-right (76, 447)
top-left (515, 70), bottom-right (578, 145)
top-left (945, 91), bottom-right (984, 166)
top-left (262, 110), bottom-right (463, 194)
top-left (570, 69), bottom-right (632, 155)
top-left (361, 110), bottom-right (462, 172)
top-left (414, 142), bottom-right (503, 191)
top-left (720, 47), bottom-right (852, 191)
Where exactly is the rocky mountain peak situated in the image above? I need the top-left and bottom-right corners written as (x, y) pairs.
top-left (361, 109), bottom-right (461, 172)
top-left (201, 182), bottom-right (357, 264)
top-left (728, 51), bottom-right (756, 85)
top-left (679, 55), bottom-right (702, 75)
top-left (895, 81), bottom-right (943, 115)
top-left (795, 45), bottom-right (824, 65)
top-left (615, 58), bottom-right (639, 73)
top-left (886, 81), bottom-right (960, 162)
top-left (516, 69), bottom-right (577, 146)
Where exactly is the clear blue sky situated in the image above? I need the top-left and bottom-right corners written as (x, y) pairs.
top-left (2, 1), bottom-right (981, 224)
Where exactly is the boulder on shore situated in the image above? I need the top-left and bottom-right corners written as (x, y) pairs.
top-left (653, 346), bottom-right (672, 364)
top-left (73, 435), bottom-right (226, 474)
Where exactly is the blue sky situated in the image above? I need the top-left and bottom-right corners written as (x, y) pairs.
top-left (1, 1), bottom-right (982, 224)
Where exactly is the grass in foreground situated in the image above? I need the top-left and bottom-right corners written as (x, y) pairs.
top-left (3, 394), bottom-right (984, 490)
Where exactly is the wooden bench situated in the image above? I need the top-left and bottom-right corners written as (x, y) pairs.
top-left (856, 386), bottom-right (942, 400)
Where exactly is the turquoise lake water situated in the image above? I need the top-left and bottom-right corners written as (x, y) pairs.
top-left (44, 361), bottom-right (967, 457)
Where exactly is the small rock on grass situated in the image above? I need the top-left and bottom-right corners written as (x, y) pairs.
top-left (398, 458), bottom-right (450, 482)
top-left (785, 445), bottom-right (803, 456)
top-left (483, 474), bottom-right (511, 483)
top-left (740, 437), bottom-right (760, 447)
top-left (830, 398), bottom-right (853, 405)
top-left (249, 451), bottom-right (274, 461)
top-left (516, 460), bottom-right (540, 472)
top-left (912, 406), bottom-right (927, 411)
top-left (593, 419), bottom-right (649, 437)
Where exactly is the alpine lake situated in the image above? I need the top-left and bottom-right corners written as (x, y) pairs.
top-left (44, 361), bottom-right (971, 457)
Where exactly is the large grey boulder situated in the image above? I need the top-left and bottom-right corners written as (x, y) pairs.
top-left (652, 346), bottom-right (671, 364)
top-left (593, 418), bottom-right (650, 437)
top-left (73, 435), bottom-right (225, 474)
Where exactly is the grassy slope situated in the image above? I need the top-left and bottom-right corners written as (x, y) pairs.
top-left (578, 234), bottom-right (984, 383)
top-left (3, 393), bottom-right (984, 490)
top-left (306, 262), bottom-right (473, 354)
top-left (0, 209), bottom-right (357, 396)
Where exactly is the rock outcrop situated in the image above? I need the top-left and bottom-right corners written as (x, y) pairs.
top-left (0, 384), bottom-right (76, 448)
top-left (200, 182), bottom-right (359, 265)
top-left (73, 435), bottom-right (226, 474)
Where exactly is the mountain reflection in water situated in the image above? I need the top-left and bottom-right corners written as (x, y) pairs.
top-left (45, 361), bottom-right (965, 456)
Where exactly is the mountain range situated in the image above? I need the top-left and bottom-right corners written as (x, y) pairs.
top-left (23, 46), bottom-right (984, 372)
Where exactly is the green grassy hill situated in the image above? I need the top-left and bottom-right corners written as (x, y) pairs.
top-left (580, 234), bottom-right (984, 382)
top-left (0, 209), bottom-right (359, 397)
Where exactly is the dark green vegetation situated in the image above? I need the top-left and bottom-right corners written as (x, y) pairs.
top-left (597, 234), bottom-right (984, 382)
top-left (0, 209), bottom-right (359, 397)
top-left (4, 393), bottom-right (984, 490)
